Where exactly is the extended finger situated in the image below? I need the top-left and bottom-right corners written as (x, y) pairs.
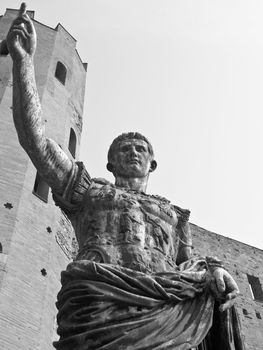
top-left (19, 2), bottom-right (27, 17)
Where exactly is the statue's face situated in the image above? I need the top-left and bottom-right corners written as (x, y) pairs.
top-left (112, 139), bottom-right (153, 178)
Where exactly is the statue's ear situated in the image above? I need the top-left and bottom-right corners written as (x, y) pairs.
top-left (150, 160), bottom-right (157, 172)
top-left (106, 163), bottom-right (114, 173)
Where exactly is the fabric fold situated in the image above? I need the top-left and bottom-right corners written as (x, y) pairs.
top-left (54, 260), bottom-right (214, 350)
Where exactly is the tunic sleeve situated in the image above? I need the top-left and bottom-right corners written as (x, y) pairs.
top-left (52, 161), bottom-right (91, 216)
top-left (173, 204), bottom-right (191, 225)
top-left (173, 205), bottom-right (192, 264)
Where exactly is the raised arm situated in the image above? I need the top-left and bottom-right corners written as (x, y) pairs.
top-left (7, 3), bottom-right (72, 194)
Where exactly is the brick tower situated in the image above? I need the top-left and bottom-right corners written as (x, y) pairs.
top-left (0, 6), bottom-right (262, 350)
top-left (0, 8), bottom-right (87, 350)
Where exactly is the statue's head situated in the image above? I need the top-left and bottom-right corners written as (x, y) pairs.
top-left (107, 132), bottom-right (157, 178)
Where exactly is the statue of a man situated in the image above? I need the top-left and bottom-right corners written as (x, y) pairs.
top-left (7, 4), bottom-right (244, 350)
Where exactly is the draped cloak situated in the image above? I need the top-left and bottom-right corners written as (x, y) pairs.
top-left (53, 259), bottom-right (243, 350)
top-left (53, 162), bottom-right (244, 350)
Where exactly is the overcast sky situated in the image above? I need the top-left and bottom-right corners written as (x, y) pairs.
top-left (2, 1), bottom-right (263, 249)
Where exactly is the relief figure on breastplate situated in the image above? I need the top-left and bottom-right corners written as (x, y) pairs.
top-left (7, 4), bottom-right (245, 349)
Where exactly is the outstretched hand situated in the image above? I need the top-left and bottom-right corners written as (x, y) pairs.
top-left (7, 2), bottom-right (36, 61)
top-left (209, 267), bottom-right (239, 312)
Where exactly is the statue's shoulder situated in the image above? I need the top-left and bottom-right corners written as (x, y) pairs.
top-left (172, 204), bottom-right (191, 223)
top-left (149, 194), bottom-right (171, 204)
top-left (75, 163), bottom-right (111, 188)
top-left (149, 194), bottom-right (190, 222)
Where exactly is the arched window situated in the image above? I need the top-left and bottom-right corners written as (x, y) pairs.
top-left (55, 61), bottom-right (67, 85)
top-left (33, 172), bottom-right (49, 202)
top-left (68, 128), bottom-right (77, 158)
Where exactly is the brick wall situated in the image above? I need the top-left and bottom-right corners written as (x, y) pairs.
top-left (0, 8), bottom-right (86, 350)
top-left (1, 6), bottom-right (262, 350)
top-left (191, 223), bottom-right (263, 350)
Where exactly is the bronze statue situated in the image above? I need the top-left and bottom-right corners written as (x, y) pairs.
top-left (7, 4), bottom-right (244, 349)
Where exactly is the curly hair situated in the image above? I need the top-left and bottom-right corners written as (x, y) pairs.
top-left (107, 132), bottom-right (154, 165)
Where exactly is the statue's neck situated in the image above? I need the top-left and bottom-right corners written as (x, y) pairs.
top-left (114, 175), bottom-right (148, 192)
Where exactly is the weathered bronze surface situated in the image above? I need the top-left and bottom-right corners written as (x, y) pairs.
top-left (7, 4), bottom-right (244, 349)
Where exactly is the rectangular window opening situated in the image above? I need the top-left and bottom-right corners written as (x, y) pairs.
top-left (33, 172), bottom-right (49, 203)
top-left (247, 274), bottom-right (263, 302)
top-left (256, 312), bottom-right (262, 320)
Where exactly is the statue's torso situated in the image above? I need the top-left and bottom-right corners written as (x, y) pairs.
top-left (74, 181), bottom-right (180, 273)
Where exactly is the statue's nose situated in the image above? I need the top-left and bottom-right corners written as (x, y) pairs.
top-left (129, 146), bottom-right (138, 157)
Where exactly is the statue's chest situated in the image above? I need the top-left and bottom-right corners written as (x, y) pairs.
top-left (76, 183), bottom-right (180, 267)
top-left (85, 183), bottom-right (177, 225)
top-left (80, 183), bottom-right (178, 252)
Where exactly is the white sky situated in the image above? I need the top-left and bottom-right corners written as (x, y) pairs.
top-left (2, 1), bottom-right (263, 249)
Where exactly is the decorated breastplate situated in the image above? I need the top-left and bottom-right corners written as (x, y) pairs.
top-left (76, 179), bottom-right (184, 273)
